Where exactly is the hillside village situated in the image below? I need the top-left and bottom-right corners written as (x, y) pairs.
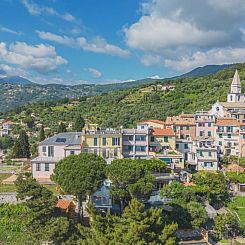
top-left (0, 70), bottom-right (245, 244)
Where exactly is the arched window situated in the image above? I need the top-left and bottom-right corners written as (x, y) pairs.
top-left (230, 95), bottom-right (232, 101)
top-left (238, 95), bottom-right (240, 101)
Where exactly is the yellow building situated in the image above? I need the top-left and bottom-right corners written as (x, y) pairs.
top-left (81, 128), bottom-right (123, 162)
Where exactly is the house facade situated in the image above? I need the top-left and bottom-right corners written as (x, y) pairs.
top-left (81, 128), bottom-right (123, 163)
top-left (31, 132), bottom-right (82, 181)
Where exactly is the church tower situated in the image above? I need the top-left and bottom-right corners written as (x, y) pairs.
top-left (227, 70), bottom-right (244, 102)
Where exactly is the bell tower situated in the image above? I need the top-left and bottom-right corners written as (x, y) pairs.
top-left (227, 70), bottom-right (244, 102)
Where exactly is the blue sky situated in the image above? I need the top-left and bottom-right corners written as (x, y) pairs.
top-left (0, 0), bottom-right (245, 84)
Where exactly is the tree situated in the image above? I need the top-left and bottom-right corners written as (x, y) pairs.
top-left (106, 158), bottom-right (158, 212)
top-left (192, 172), bottom-right (229, 205)
top-left (79, 199), bottom-right (178, 244)
top-left (57, 122), bottom-right (67, 133)
top-left (12, 138), bottom-right (23, 158)
top-left (214, 213), bottom-right (241, 240)
top-left (186, 201), bottom-right (208, 228)
top-left (18, 130), bottom-right (31, 158)
top-left (52, 153), bottom-right (106, 222)
top-left (15, 173), bottom-right (75, 243)
top-left (73, 114), bottom-right (85, 132)
top-left (39, 125), bottom-right (45, 141)
top-left (161, 181), bottom-right (196, 203)
top-left (0, 135), bottom-right (14, 150)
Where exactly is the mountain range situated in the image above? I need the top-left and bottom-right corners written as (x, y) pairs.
top-left (0, 64), bottom-right (235, 113)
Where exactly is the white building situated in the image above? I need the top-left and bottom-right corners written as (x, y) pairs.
top-left (188, 137), bottom-right (219, 171)
top-left (31, 132), bottom-right (82, 182)
top-left (210, 70), bottom-right (245, 121)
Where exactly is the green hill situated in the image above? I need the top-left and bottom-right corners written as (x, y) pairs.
top-left (3, 63), bottom-right (245, 131)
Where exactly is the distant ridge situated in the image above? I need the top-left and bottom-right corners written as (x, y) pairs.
top-left (178, 64), bottom-right (232, 78)
top-left (0, 76), bottom-right (34, 85)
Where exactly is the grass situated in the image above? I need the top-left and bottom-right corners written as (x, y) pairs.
top-left (43, 184), bottom-right (60, 195)
top-left (0, 184), bottom-right (16, 193)
top-left (228, 196), bottom-right (245, 225)
top-left (0, 173), bottom-right (12, 183)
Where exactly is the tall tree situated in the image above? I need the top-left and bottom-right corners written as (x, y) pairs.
top-left (73, 114), bottom-right (85, 132)
top-left (18, 130), bottom-right (31, 158)
top-left (106, 158), bottom-right (162, 211)
top-left (12, 138), bottom-right (23, 158)
top-left (57, 122), bottom-right (67, 133)
top-left (52, 153), bottom-right (106, 222)
top-left (39, 125), bottom-right (45, 141)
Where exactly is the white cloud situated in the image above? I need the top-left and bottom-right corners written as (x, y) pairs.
top-left (36, 31), bottom-right (76, 46)
top-left (78, 36), bottom-right (130, 58)
top-left (125, 16), bottom-right (227, 51)
top-left (21, 0), bottom-right (75, 22)
top-left (0, 64), bottom-right (28, 77)
top-left (124, 0), bottom-right (245, 71)
top-left (0, 26), bottom-right (22, 35)
top-left (85, 68), bottom-right (102, 78)
top-left (165, 47), bottom-right (245, 72)
top-left (37, 31), bottom-right (130, 58)
top-left (148, 75), bottom-right (162, 79)
top-left (0, 42), bottom-right (68, 73)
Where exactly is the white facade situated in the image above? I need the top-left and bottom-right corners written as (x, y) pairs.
top-left (31, 133), bottom-right (82, 181)
top-left (188, 139), bottom-right (218, 171)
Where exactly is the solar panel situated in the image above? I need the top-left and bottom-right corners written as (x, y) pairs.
top-left (56, 138), bottom-right (66, 143)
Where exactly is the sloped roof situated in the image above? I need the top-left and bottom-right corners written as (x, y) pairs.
top-left (216, 118), bottom-right (240, 126)
top-left (139, 120), bottom-right (165, 125)
top-left (56, 199), bottom-right (74, 210)
top-left (219, 102), bottom-right (245, 109)
top-left (232, 69), bottom-right (241, 86)
top-left (165, 116), bottom-right (195, 125)
top-left (39, 132), bottom-right (82, 146)
top-left (152, 128), bottom-right (175, 136)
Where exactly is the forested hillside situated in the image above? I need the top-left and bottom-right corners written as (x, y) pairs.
top-left (0, 64), bottom-right (230, 113)
top-left (3, 63), bottom-right (245, 130)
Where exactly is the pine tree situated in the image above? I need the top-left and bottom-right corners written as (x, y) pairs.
top-left (12, 139), bottom-right (23, 158)
top-left (73, 114), bottom-right (85, 132)
top-left (39, 125), bottom-right (45, 141)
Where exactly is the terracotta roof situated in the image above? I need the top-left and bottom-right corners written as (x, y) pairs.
top-left (152, 128), bottom-right (175, 136)
top-left (139, 120), bottom-right (165, 125)
top-left (215, 118), bottom-right (240, 126)
top-left (56, 199), bottom-right (74, 210)
top-left (165, 116), bottom-right (195, 126)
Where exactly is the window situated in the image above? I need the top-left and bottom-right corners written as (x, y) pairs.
top-left (173, 126), bottom-right (176, 132)
top-left (36, 163), bottom-right (41, 171)
top-left (176, 143), bottom-right (179, 149)
top-left (93, 149), bottom-right (98, 155)
top-left (230, 95), bottom-right (233, 101)
top-left (208, 131), bottom-right (211, 137)
top-left (227, 142), bottom-right (231, 147)
top-left (150, 136), bottom-right (155, 142)
top-left (94, 137), bottom-right (98, 146)
top-left (45, 163), bottom-right (49, 171)
top-left (186, 126), bottom-right (189, 130)
top-left (219, 141), bottom-right (222, 146)
top-left (228, 134), bottom-right (231, 139)
top-left (243, 134), bottom-right (245, 139)
top-left (141, 125), bottom-right (144, 129)
top-left (56, 138), bottom-right (66, 143)
top-left (216, 107), bottom-right (219, 111)
top-left (128, 145), bottom-right (133, 151)
top-left (219, 134), bottom-right (222, 138)
top-left (200, 151), bottom-right (203, 157)
top-left (112, 137), bottom-right (120, 146)
top-left (184, 143), bottom-right (188, 149)
top-left (208, 152), bottom-right (212, 157)
top-left (208, 122), bottom-right (211, 127)
top-left (48, 146), bottom-right (54, 157)
top-left (135, 135), bottom-right (146, 141)
top-left (102, 137), bottom-right (107, 146)
top-left (102, 149), bottom-right (107, 158)
top-left (135, 146), bottom-right (146, 152)
top-left (199, 131), bottom-right (203, 136)
top-left (128, 135), bottom-right (134, 141)
top-left (186, 134), bottom-right (190, 138)
top-left (70, 151), bottom-right (75, 155)
top-left (164, 136), bottom-right (168, 142)
top-left (42, 146), bottom-right (46, 152)
top-left (180, 126), bottom-right (183, 130)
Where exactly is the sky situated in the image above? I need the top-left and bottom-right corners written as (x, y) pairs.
top-left (0, 0), bottom-right (245, 85)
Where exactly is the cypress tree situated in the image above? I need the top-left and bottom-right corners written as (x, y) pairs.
top-left (39, 125), bottom-right (45, 141)
top-left (73, 114), bottom-right (85, 132)
top-left (19, 130), bottom-right (31, 158)
top-left (58, 122), bottom-right (67, 133)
